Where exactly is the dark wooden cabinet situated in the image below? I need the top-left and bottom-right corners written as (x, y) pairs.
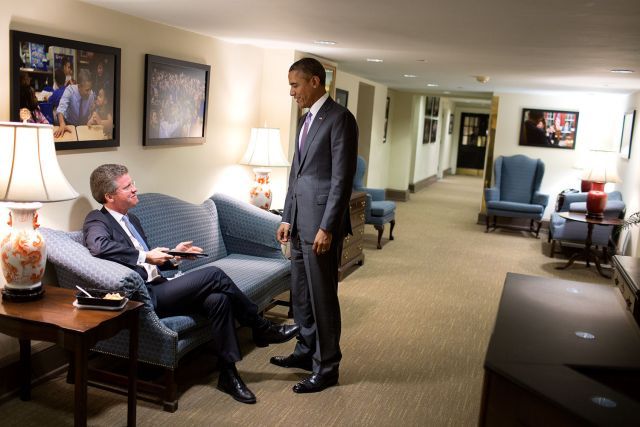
top-left (612, 255), bottom-right (640, 326)
top-left (338, 191), bottom-right (365, 281)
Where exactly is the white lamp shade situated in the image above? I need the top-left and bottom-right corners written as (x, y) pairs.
top-left (0, 122), bottom-right (78, 202)
top-left (240, 127), bottom-right (290, 167)
top-left (580, 149), bottom-right (621, 184)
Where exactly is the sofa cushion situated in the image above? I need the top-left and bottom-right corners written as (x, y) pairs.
top-left (131, 193), bottom-right (227, 270)
top-left (487, 200), bottom-right (544, 214)
top-left (370, 201), bottom-right (396, 217)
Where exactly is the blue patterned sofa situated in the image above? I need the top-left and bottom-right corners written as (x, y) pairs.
top-left (41, 192), bottom-right (290, 411)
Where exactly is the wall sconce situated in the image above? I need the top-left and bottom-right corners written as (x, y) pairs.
top-left (240, 127), bottom-right (289, 210)
top-left (0, 122), bottom-right (78, 301)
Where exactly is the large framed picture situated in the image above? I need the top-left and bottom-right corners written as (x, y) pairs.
top-left (519, 108), bottom-right (579, 149)
top-left (619, 110), bottom-right (636, 159)
top-left (10, 30), bottom-right (121, 150)
top-left (143, 54), bottom-right (211, 146)
top-left (335, 88), bottom-right (348, 107)
top-left (323, 63), bottom-right (336, 99)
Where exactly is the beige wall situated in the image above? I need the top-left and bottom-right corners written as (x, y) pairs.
top-left (618, 91), bottom-right (640, 256)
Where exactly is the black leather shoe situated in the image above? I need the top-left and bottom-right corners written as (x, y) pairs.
top-left (270, 353), bottom-right (313, 371)
top-left (253, 322), bottom-right (300, 347)
top-left (292, 372), bottom-right (339, 393)
top-left (217, 365), bottom-right (256, 404)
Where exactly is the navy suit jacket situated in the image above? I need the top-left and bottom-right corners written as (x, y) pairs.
top-left (282, 97), bottom-right (358, 243)
top-left (83, 207), bottom-right (174, 282)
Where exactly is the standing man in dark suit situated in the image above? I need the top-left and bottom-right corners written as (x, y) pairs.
top-left (273, 58), bottom-right (358, 393)
top-left (83, 164), bottom-right (299, 404)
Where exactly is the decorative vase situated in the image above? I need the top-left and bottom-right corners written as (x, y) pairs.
top-left (586, 182), bottom-right (607, 219)
top-left (1, 203), bottom-right (46, 300)
top-left (248, 168), bottom-right (273, 210)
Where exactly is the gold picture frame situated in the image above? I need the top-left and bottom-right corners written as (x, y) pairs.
top-left (323, 63), bottom-right (336, 99)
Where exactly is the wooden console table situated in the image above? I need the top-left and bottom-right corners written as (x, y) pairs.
top-left (0, 285), bottom-right (142, 427)
top-left (612, 255), bottom-right (640, 326)
top-left (480, 273), bottom-right (640, 426)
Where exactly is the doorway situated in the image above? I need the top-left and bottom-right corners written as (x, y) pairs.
top-left (456, 113), bottom-right (489, 175)
top-left (356, 82), bottom-right (375, 172)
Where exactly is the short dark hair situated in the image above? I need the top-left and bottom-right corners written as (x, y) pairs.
top-left (77, 69), bottom-right (92, 86)
top-left (54, 68), bottom-right (66, 87)
top-left (289, 58), bottom-right (326, 86)
top-left (90, 164), bottom-right (128, 204)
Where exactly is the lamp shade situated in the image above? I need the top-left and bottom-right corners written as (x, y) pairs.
top-left (240, 127), bottom-right (290, 167)
top-left (580, 150), bottom-right (621, 184)
top-left (0, 122), bottom-right (78, 202)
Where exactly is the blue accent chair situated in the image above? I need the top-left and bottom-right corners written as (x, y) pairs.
top-left (485, 155), bottom-right (549, 237)
top-left (354, 156), bottom-right (396, 249)
top-left (548, 191), bottom-right (625, 258)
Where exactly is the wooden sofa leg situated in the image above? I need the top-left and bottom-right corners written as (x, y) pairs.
top-left (389, 220), bottom-right (395, 241)
top-left (549, 240), bottom-right (556, 258)
top-left (535, 221), bottom-right (542, 238)
top-left (485, 215), bottom-right (490, 233)
top-left (162, 368), bottom-right (178, 413)
top-left (374, 225), bottom-right (384, 249)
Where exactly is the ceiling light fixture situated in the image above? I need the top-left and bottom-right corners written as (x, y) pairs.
top-left (404, 74), bottom-right (417, 78)
top-left (610, 69), bottom-right (634, 74)
top-left (367, 58), bottom-right (383, 63)
top-left (475, 75), bottom-right (490, 83)
top-left (426, 83), bottom-right (439, 87)
top-left (314, 40), bottom-right (337, 45)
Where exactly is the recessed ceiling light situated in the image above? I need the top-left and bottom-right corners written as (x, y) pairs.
top-left (404, 74), bottom-right (417, 78)
top-left (610, 69), bottom-right (634, 74)
top-left (367, 58), bottom-right (383, 63)
top-left (443, 91), bottom-right (451, 94)
top-left (314, 40), bottom-right (337, 45)
top-left (426, 83), bottom-right (439, 87)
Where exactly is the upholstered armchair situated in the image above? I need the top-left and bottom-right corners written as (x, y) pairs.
top-left (353, 156), bottom-right (396, 249)
top-left (485, 154), bottom-right (549, 237)
top-left (548, 191), bottom-right (625, 258)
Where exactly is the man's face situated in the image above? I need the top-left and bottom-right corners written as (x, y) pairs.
top-left (79, 82), bottom-right (92, 99)
top-left (63, 62), bottom-right (72, 76)
top-left (105, 174), bottom-right (138, 213)
top-left (289, 70), bottom-right (321, 109)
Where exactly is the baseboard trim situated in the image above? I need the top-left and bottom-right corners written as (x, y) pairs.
top-left (409, 175), bottom-right (438, 193)
top-left (386, 189), bottom-right (410, 202)
top-left (0, 344), bottom-right (68, 404)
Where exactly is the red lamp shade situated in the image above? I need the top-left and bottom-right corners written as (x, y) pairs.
top-left (586, 182), bottom-right (607, 219)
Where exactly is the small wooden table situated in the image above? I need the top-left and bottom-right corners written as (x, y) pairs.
top-left (555, 212), bottom-right (624, 278)
top-left (0, 285), bottom-right (142, 427)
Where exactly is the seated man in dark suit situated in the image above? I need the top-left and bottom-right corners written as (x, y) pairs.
top-left (83, 163), bottom-right (299, 404)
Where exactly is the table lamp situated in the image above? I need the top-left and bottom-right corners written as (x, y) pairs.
top-left (581, 150), bottom-right (620, 219)
top-left (0, 122), bottom-right (78, 301)
top-left (240, 127), bottom-right (289, 210)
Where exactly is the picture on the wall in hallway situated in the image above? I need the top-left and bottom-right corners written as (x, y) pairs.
top-left (423, 96), bottom-right (439, 143)
top-left (519, 108), bottom-right (579, 149)
top-left (619, 110), bottom-right (635, 159)
top-left (143, 54), bottom-right (210, 146)
top-left (10, 30), bottom-right (121, 151)
top-left (335, 88), bottom-right (348, 108)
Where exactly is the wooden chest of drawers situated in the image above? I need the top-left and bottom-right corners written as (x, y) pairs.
top-left (338, 191), bottom-right (366, 281)
top-left (612, 255), bottom-right (640, 326)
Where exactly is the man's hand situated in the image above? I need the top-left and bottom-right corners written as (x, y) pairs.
top-left (54, 125), bottom-right (70, 138)
top-left (172, 241), bottom-right (203, 260)
top-left (145, 247), bottom-right (172, 265)
top-left (277, 223), bottom-right (290, 244)
top-left (312, 229), bottom-right (332, 256)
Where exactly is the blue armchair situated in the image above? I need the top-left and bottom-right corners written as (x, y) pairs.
top-left (548, 191), bottom-right (625, 258)
top-left (485, 155), bottom-right (549, 238)
top-left (354, 156), bottom-right (396, 249)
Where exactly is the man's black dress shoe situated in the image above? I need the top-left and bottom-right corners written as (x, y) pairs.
top-left (217, 364), bottom-right (256, 404)
top-left (270, 353), bottom-right (313, 371)
top-left (253, 322), bottom-right (300, 347)
top-left (292, 372), bottom-right (339, 393)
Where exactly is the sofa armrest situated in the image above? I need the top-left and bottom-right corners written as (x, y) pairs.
top-left (485, 187), bottom-right (499, 202)
top-left (532, 191), bottom-right (549, 208)
top-left (211, 193), bottom-right (286, 259)
top-left (41, 228), bottom-right (152, 309)
top-left (362, 187), bottom-right (386, 202)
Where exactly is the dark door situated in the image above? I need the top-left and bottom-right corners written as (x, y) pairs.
top-left (456, 113), bottom-right (489, 170)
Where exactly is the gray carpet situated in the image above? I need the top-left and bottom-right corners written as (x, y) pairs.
top-left (0, 175), bottom-right (611, 426)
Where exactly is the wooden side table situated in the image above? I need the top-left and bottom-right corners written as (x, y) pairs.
top-left (0, 285), bottom-right (142, 427)
top-left (555, 212), bottom-right (624, 278)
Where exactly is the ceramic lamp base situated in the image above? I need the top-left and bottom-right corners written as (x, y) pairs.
top-left (2, 285), bottom-right (44, 302)
top-left (249, 168), bottom-right (273, 210)
top-left (586, 182), bottom-right (607, 219)
top-left (580, 180), bottom-right (592, 192)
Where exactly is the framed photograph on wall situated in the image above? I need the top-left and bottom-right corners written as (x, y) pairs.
top-left (519, 108), bottom-right (579, 149)
top-left (448, 113), bottom-right (454, 134)
top-left (335, 88), bottom-right (348, 107)
top-left (383, 96), bottom-right (390, 143)
top-left (10, 30), bottom-right (121, 150)
top-left (423, 118), bottom-right (432, 144)
top-left (322, 63), bottom-right (336, 99)
top-left (619, 110), bottom-right (636, 159)
top-left (143, 54), bottom-right (211, 146)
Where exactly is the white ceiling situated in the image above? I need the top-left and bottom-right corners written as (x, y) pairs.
top-left (82, 0), bottom-right (640, 96)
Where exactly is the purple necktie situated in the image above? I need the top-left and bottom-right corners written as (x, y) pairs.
top-left (299, 112), bottom-right (313, 153)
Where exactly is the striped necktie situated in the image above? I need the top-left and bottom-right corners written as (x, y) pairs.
top-left (122, 215), bottom-right (149, 251)
top-left (299, 112), bottom-right (313, 153)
